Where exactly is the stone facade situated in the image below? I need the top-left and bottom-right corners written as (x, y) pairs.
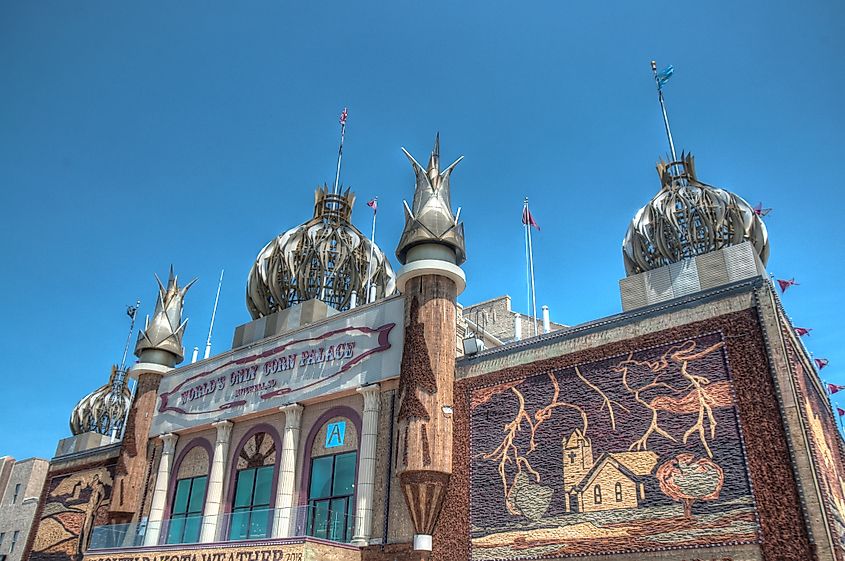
top-left (20, 281), bottom-right (844, 561)
top-left (0, 458), bottom-right (49, 561)
top-left (462, 296), bottom-right (566, 344)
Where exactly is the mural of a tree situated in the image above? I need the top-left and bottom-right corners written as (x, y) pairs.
top-left (480, 371), bottom-right (622, 515)
top-left (655, 453), bottom-right (724, 518)
top-left (613, 340), bottom-right (730, 457)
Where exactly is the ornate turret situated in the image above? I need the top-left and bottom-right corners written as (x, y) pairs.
top-left (396, 134), bottom-right (466, 267)
top-left (246, 186), bottom-right (396, 318)
top-left (69, 365), bottom-right (132, 437)
top-left (622, 153), bottom-right (769, 276)
top-left (111, 267), bottom-right (193, 518)
top-left (395, 135), bottom-right (466, 553)
top-left (135, 266), bottom-right (195, 367)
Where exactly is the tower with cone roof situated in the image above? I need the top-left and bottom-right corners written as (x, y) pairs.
top-left (109, 267), bottom-right (193, 519)
top-left (394, 134), bottom-right (466, 553)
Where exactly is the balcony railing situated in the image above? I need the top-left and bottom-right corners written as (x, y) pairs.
top-left (87, 505), bottom-right (356, 551)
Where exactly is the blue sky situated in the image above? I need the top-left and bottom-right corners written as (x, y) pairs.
top-left (1, 1), bottom-right (842, 459)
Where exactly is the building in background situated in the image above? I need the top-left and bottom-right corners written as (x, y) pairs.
top-left (0, 457), bottom-right (49, 561)
top-left (19, 134), bottom-right (845, 561)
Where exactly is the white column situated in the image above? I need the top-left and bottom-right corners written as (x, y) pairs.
top-left (144, 433), bottom-right (179, 546)
top-left (200, 420), bottom-right (233, 542)
top-left (273, 403), bottom-right (304, 538)
top-left (352, 384), bottom-right (381, 546)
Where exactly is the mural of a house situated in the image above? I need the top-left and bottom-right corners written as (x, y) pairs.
top-left (562, 429), bottom-right (658, 512)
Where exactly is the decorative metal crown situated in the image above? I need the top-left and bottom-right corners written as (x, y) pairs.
top-left (622, 153), bottom-right (769, 276)
top-left (70, 365), bottom-right (132, 437)
top-left (396, 134), bottom-right (466, 265)
top-left (246, 185), bottom-right (396, 318)
top-left (134, 266), bottom-right (194, 364)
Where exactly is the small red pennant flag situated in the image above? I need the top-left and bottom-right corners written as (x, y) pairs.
top-left (828, 383), bottom-right (845, 395)
top-left (816, 358), bottom-right (830, 370)
top-left (339, 107), bottom-right (348, 126)
top-left (777, 278), bottom-right (799, 293)
top-left (522, 206), bottom-right (540, 231)
top-left (795, 327), bottom-right (812, 337)
top-left (367, 198), bottom-right (377, 213)
top-left (753, 202), bottom-right (772, 217)
top-left (837, 407), bottom-right (845, 417)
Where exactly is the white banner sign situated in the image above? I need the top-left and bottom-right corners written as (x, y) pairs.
top-left (150, 297), bottom-right (405, 435)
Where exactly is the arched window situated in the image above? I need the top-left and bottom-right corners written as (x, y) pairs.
top-left (228, 430), bottom-right (278, 541)
top-left (615, 482), bottom-right (623, 502)
top-left (303, 411), bottom-right (360, 543)
top-left (593, 484), bottom-right (602, 504)
top-left (166, 441), bottom-right (211, 545)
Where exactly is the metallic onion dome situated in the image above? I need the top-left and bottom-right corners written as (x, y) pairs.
top-left (623, 153), bottom-right (769, 276)
top-left (70, 365), bottom-right (132, 437)
top-left (246, 186), bottom-right (396, 318)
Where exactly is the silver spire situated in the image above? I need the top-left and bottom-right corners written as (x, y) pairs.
top-left (396, 134), bottom-right (466, 265)
top-left (134, 266), bottom-right (195, 366)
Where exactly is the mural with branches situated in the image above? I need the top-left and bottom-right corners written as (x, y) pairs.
top-left (469, 332), bottom-right (758, 560)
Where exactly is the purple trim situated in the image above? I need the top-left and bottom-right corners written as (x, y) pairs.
top-left (297, 406), bottom-right (362, 507)
top-left (223, 423), bottom-right (283, 518)
top-left (162, 438), bottom-right (214, 524)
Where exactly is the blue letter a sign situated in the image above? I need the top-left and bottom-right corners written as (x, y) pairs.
top-left (325, 421), bottom-right (346, 448)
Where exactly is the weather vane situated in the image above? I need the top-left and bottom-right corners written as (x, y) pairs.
top-left (333, 107), bottom-right (348, 196)
top-left (651, 61), bottom-right (677, 163)
top-left (120, 300), bottom-right (141, 370)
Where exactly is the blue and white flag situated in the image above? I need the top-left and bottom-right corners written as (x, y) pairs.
top-left (656, 65), bottom-right (674, 89)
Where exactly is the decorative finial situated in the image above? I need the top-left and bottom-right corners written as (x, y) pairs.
top-left (651, 60), bottom-right (678, 163)
top-left (396, 134), bottom-right (466, 265)
top-left (333, 107), bottom-right (348, 196)
top-left (134, 266), bottom-right (195, 366)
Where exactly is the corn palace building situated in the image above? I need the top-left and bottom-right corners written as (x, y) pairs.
top-left (21, 136), bottom-right (845, 561)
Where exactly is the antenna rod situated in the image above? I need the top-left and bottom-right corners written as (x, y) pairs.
top-left (120, 300), bottom-right (141, 370)
top-left (651, 61), bottom-right (677, 163)
top-left (204, 269), bottom-right (224, 360)
top-left (364, 197), bottom-right (378, 303)
top-left (333, 108), bottom-right (348, 196)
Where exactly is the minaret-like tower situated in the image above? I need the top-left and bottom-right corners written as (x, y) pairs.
top-left (110, 267), bottom-right (194, 518)
top-left (395, 134), bottom-right (466, 553)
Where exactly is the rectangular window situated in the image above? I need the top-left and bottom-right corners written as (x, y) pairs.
top-left (12, 484), bottom-right (21, 504)
top-left (228, 466), bottom-right (273, 541)
top-left (307, 452), bottom-right (357, 543)
top-left (165, 476), bottom-right (207, 545)
top-left (0, 532), bottom-right (5, 548)
top-left (10, 530), bottom-right (19, 553)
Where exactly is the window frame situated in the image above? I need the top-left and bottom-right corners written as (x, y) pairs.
top-left (306, 451), bottom-right (357, 542)
top-left (165, 475), bottom-right (208, 545)
top-left (593, 484), bottom-right (602, 504)
top-left (228, 465), bottom-right (274, 541)
top-left (615, 482), bottom-right (623, 502)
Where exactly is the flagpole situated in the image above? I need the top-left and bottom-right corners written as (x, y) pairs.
top-left (333, 108), bottom-right (348, 196)
top-left (525, 199), bottom-right (539, 337)
top-left (523, 199), bottom-right (532, 336)
top-left (120, 300), bottom-right (141, 371)
top-left (364, 198), bottom-right (377, 303)
top-left (651, 61), bottom-right (678, 164)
